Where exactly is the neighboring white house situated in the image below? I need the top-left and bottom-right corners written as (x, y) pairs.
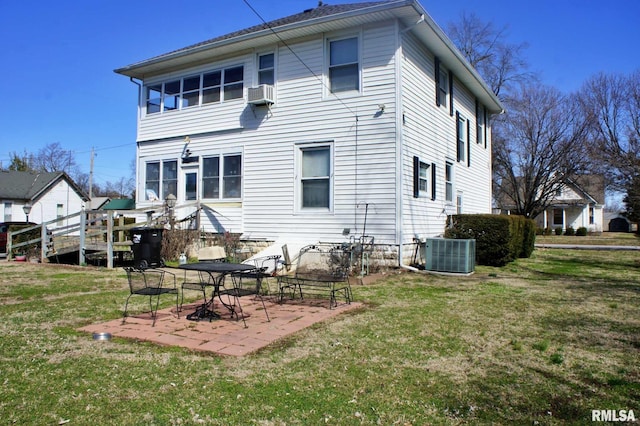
top-left (534, 175), bottom-right (605, 233)
top-left (0, 170), bottom-right (89, 226)
top-left (115, 0), bottom-right (503, 264)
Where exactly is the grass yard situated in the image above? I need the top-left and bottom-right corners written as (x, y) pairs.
top-left (0, 247), bottom-right (638, 425)
top-left (536, 231), bottom-right (640, 246)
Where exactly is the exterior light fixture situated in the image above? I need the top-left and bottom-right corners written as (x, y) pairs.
top-left (23, 202), bottom-right (32, 222)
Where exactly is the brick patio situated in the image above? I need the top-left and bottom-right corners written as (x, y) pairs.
top-left (79, 295), bottom-right (363, 357)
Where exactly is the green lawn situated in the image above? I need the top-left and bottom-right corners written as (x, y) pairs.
top-left (0, 248), bottom-right (638, 425)
top-left (536, 231), bottom-right (640, 246)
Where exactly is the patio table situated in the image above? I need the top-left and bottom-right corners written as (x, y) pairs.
top-left (179, 262), bottom-right (256, 321)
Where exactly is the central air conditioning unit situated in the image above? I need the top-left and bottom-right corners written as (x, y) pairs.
top-left (247, 84), bottom-right (274, 105)
top-left (424, 238), bottom-right (476, 274)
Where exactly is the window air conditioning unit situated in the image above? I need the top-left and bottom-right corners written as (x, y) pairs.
top-left (424, 238), bottom-right (476, 274)
top-left (247, 84), bottom-right (274, 105)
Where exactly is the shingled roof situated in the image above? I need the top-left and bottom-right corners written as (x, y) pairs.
top-left (115, 0), bottom-right (504, 113)
top-left (0, 170), bottom-right (89, 201)
top-left (163, 2), bottom-right (393, 57)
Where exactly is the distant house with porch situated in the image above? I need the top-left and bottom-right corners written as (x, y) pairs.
top-left (498, 174), bottom-right (605, 233)
top-left (114, 0), bottom-right (503, 265)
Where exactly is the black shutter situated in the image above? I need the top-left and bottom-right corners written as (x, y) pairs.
top-left (456, 111), bottom-right (462, 162)
top-left (413, 156), bottom-right (420, 198)
top-left (434, 57), bottom-right (441, 107)
top-left (449, 70), bottom-right (454, 116)
top-left (431, 162), bottom-right (437, 200)
top-left (475, 99), bottom-right (479, 144)
top-left (467, 119), bottom-right (471, 167)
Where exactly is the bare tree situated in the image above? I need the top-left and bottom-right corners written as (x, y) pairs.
top-left (32, 142), bottom-right (76, 174)
top-left (102, 177), bottom-right (135, 198)
top-left (493, 84), bottom-right (590, 218)
top-left (446, 12), bottom-right (533, 97)
top-left (578, 70), bottom-right (640, 191)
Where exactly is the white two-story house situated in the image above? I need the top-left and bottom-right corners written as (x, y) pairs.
top-left (115, 0), bottom-right (503, 265)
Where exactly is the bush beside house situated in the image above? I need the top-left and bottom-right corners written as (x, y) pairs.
top-left (445, 214), bottom-right (536, 267)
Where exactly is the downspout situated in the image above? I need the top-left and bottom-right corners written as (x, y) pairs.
top-left (129, 77), bottom-right (143, 204)
top-left (129, 77), bottom-right (143, 122)
top-left (394, 19), bottom-right (420, 273)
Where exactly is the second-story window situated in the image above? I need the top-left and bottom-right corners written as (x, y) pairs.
top-left (456, 112), bottom-right (466, 163)
top-left (145, 65), bottom-right (244, 114)
top-left (438, 68), bottom-right (448, 107)
top-left (328, 36), bottom-right (359, 93)
top-left (258, 53), bottom-right (275, 85)
top-left (223, 66), bottom-right (244, 101)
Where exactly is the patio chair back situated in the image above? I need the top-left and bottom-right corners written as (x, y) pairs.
top-left (295, 245), bottom-right (350, 281)
top-left (123, 267), bottom-right (178, 326)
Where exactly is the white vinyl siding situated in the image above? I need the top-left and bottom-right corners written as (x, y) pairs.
top-left (400, 31), bottom-right (492, 242)
top-left (133, 20), bottom-right (492, 244)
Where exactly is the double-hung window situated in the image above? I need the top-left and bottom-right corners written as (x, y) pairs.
top-left (144, 160), bottom-right (177, 200)
top-left (413, 156), bottom-right (430, 198)
top-left (223, 66), bottom-right (244, 101)
top-left (258, 53), bottom-right (275, 85)
top-left (299, 145), bottom-right (332, 210)
top-left (476, 104), bottom-right (485, 145)
top-left (445, 161), bottom-right (454, 203)
top-left (202, 154), bottom-right (242, 200)
top-left (438, 69), bottom-right (448, 107)
top-left (456, 112), bottom-right (466, 163)
top-left (328, 36), bottom-right (359, 93)
top-left (435, 57), bottom-right (448, 107)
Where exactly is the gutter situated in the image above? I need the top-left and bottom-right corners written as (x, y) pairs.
top-left (393, 17), bottom-right (419, 274)
top-left (129, 77), bottom-right (143, 122)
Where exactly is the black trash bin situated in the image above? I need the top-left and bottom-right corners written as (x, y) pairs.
top-left (130, 227), bottom-right (164, 269)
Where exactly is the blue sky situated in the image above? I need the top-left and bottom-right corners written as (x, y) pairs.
top-left (0, 0), bottom-right (638, 188)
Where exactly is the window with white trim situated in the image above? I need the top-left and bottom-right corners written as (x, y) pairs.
top-left (144, 160), bottom-right (177, 200)
top-left (438, 68), bottom-right (448, 107)
top-left (3, 202), bottom-right (12, 222)
top-left (456, 193), bottom-right (463, 214)
top-left (477, 104), bottom-right (485, 145)
top-left (258, 53), bottom-right (275, 86)
top-left (445, 161), bottom-right (454, 203)
top-left (299, 145), bottom-right (332, 210)
top-left (57, 204), bottom-right (64, 226)
top-left (145, 65), bottom-right (244, 114)
top-left (328, 36), bottom-right (359, 93)
top-left (456, 112), bottom-right (466, 163)
top-left (202, 154), bottom-right (242, 200)
top-left (553, 209), bottom-right (564, 226)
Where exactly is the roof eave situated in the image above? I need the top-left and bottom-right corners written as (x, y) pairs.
top-left (114, 0), bottom-right (503, 113)
top-left (406, 2), bottom-right (504, 114)
top-left (114, 1), bottom-right (414, 80)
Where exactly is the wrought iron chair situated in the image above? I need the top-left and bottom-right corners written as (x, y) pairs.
top-left (220, 255), bottom-right (280, 327)
top-left (123, 267), bottom-right (178, 326)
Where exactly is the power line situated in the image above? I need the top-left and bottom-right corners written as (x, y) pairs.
top-left (242, 0), bottom-right (358, 118)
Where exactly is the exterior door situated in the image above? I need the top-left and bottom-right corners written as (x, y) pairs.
top-left (182, 169), bottom-right (198, 202)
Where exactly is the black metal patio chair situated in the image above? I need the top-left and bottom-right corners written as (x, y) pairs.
top-left (123, 267), bottom-right (179, 326)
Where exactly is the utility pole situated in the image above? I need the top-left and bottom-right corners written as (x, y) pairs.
top-left (89, 147), bottom-right (94, 199)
